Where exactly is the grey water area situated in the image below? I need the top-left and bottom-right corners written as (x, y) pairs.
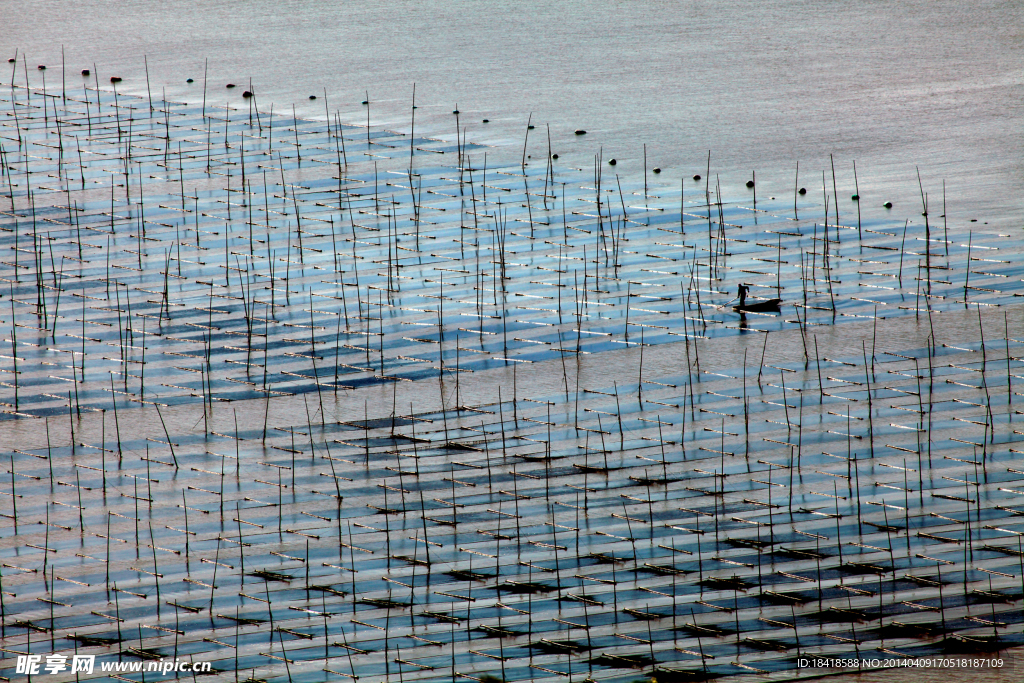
top-left (1, 1), bottom-right (1024, 680)
top-left (2, 0), bottom-right (1022, 231)
top-left (0, 75), bottom-right (1024, 683)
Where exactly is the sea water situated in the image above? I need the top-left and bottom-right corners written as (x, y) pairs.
top-left (2, 2), bottom-right (1023, 681)
top-left (2, 0), bottom-right (1021, 227)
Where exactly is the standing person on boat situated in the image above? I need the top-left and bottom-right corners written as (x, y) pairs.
top-left (733, 283), bottom-right (781, 312)
top-left (737, 283), bottom-right (751, 308)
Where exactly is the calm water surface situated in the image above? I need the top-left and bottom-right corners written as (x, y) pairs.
top-left (2, 0), bottom-right (1022, 226)
top-left (2, 3), bottom-right (1023, 680)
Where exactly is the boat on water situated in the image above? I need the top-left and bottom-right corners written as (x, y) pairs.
top-left (733, 284), bottom-right (781, 312)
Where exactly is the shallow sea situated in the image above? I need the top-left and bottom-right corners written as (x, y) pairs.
top-left (2, 2), bottom-right (1024, 681)
top-left (2, 0), bottom-right (1022, 226)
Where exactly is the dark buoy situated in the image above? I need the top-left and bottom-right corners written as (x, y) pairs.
top-left (37, 65), bottom-right (46, 70)
top-left (883, 201), bottom-right (893, 209)
top-left (186, 78), bottom-right (193, 83)
top-left (6, 58), bottom-right (14, 64)
top-left (362, 100), bottom-right (368, 105)
top-left (482, 118), bottom-right (489, 123)
top-left (970, 219), bottom-right (978, 222)
top-left (798, 187), bottom-right (807, 195)
top-left (574, 129), bottom-right (586, 135)
top-left (81, 69), bottom-right (90, 76)
top-left (851, 194), bottom-right (860, 201)
top-left (652, 167), bottom-right (661, 174)
top-left (242, 90), bottom-right (252, 98)
top-left (452, 109), bottom-right (459, 114)
top-left (745, 179), bottom-right (755, 188)
top-left (608, 159), bottom-right (616, 166)
top-left (551, 153), bottom-right (558, 160)
top-left (693, 174), bottom-right (701, 181)
top-left (226, 83), bottom-right (236, 88)
top-left (309, 95), bottom-right (316, 100)
top-left (527, 125), bottom-right (535, 130)
top-left (109, 76), bottom-right (122, 83)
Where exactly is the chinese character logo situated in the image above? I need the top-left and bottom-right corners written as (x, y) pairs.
top-left (15, 656), bottom-right (41, 675)
top-left (15, 654), bottom-right (94, 675)
top-left (71, 656), bottom-right (95, 674)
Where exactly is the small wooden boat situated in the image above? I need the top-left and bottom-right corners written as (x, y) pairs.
top-left (733, 284), bottom-right (781, 312)
top-left (735, 299), bottom-right (782, 312)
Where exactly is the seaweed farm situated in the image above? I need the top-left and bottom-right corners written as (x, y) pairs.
top-left (2, 71), bottom-right (1024, 683)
